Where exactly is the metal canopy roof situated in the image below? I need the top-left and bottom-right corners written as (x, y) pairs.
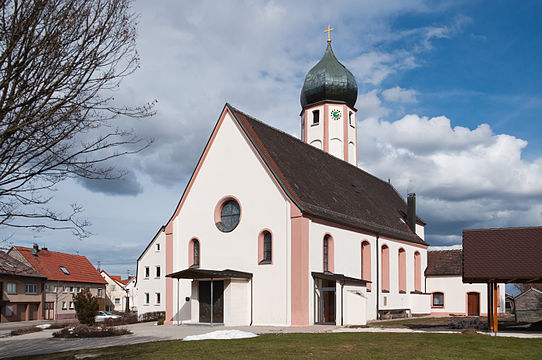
top-left (312, 271), bottom-right (370, 286)
top-left (166, 268), bottom-right (253, 280)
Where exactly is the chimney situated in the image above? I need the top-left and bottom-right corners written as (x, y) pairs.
top-left (31, 243), bottom-right (39, 255)
top-left (407, 193), bottom-right (416, 233)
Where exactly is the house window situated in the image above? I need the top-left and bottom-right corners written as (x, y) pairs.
top-left (6, 305), bottom-right (14, 317)
top-left (361, 241), bottom-right (371, 291)
top-left (258, 231), bottom-right (272, 264)
top-left (62, 301), bottom-right (67, 310)
top-left (156, 243), bottom-right (160, 251)
top-left (46, 285), bottom-right (56, 293)
top-left (7, 282), bottom-right (16, 294)
top-left (114, 298), bottom-right (120, 305)
top-left (63, 286), bottom-right (67, 293)
top-left (155, 292), bottom-right (161, 305)
top-left (414, 251), bottom-right (421, 292)
top-left (145, 267), bottom-right (150, 278)
top-left (110, 284), bottom-right (116, 291)
top-left (69, 286), bottom-right (74, 293)
top-left (69, 301), bottom-right (74, 310)
top-left (190, 239), bottom-right (200, 268)
top-left (215, 198), bottom-right (241, 232)
top-left (59, 266), bottom-right (70, 275)
top-left (398, 248), bottom-right (406, 293)
top-left (144, 293), bottom-right (150, 305)
top-left (432, 292), bottom-right (444, 307)
top-left (77, 286), bottom-right (81, 293)
top-left (98, 288), bottom-right (103, 297)
top-left (155, 266), bottom-right (161, 278)
top-left (312, 110), bottom-right (320, 125)
top-left (381, 245), bottom-right (390, 292)
top-left (323, 235), bottom-right (334, 273)
top-left (25, 284), bottom-right (38, 294)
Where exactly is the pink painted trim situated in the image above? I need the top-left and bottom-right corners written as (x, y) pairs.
top-left (343, 105), bottom-right (348, 162)
top-left (414, 251), bottom-right (421, 292)
top-left (431, 291), bottom-right (445, 309)
top-left (323, 104), bottom-right (329, 153)
top-left (213, 195), bottom-right (243, 230)
top-left (361, 240), bottom-right (371, 291)
top-left (398, 248), bottom-right (406, 293)
top-left (164, 223), bottom-right (174, 325)
top-left (291, 214), bottom-right (310, 325)
top-left (381, 244), bottom-right (390, 292)
top-left (258, 229), bottom-right (273, 265)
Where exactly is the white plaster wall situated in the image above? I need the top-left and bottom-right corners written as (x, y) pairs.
top-left (416, 224), bottom-right (425, 240)
top-left (136, 230), bottom-right (166, 315)
top-left (342, 284), bottom-right (367, 325)
top-left (306, 105), bottom-right (324, 148)
top-left (328, 105), bottom-right (344, 160)
top-left (171, 113), bottom-right (291, 326)
top-left (426, 276), bottom-right (506, 315)
top-left (225, 279), bottom-right (251, 326)
top-left (346, 107), bottom-right (356, 165)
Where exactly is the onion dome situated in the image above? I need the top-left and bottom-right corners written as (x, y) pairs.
top-left (300, 43), bottom-right (358, 109)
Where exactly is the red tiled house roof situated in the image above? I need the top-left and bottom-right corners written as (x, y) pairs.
top-left (228, 105), bottom-right (426, 245)
top-left (13, 246), bottom-right (107, 284)
top-left (0, 251), bottom-right (45, 278)
top-left (463, 227), bottom-right (542, 283)
top-left (426, 250), bottom-right (462, 276)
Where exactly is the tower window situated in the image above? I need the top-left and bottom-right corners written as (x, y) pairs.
top-left (312, 110), bottom-right (320, 125)
top-left (349, 111), bottom-right (354, 127)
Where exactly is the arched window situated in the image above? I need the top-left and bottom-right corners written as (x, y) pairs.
top-left (398, 248), bottom-right (406, 293)
top-left (258, 231), bottom-right (272, 264)
top-left (323, 235), bottom-right (334, 273)
top-left (414, 251), bottom-right (421, 292)
top-left (381, 245), bottom-right (389, 292)
top-left (189, 239), bottom-right (200, 268)
top-left (361, 241), bottom-right (371, 291)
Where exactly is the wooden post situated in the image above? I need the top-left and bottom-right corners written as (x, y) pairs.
top-left (493, 282), bottom-right (498, 333)
top-left (487, 282), bottom-right (493, 331)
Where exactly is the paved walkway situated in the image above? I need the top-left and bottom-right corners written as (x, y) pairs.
top-left (0, 321), bottom-right (540, 359)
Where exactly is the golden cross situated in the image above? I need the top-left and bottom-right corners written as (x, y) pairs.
top-left (324, 25), bottom-right (334, 43)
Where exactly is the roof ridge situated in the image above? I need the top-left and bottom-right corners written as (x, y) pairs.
top-left (464, 225), bottom-right (542, 232)
top-left (16, 246), bottom-right (86, 258)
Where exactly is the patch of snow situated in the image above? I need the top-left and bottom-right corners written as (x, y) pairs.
top-left (36, 324), bottom-right (51, 329)
top-left (183, 330), bottom-right (258, 341)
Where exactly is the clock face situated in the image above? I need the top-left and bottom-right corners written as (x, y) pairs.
top-left (331, 109), bottom-right (342, 120)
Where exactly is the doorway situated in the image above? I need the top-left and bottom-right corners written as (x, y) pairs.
top-left (199, 280), bottom-right (224, 324)
top-left (315, 279), bottom-right (336, 324)
top-left (44, 302), bottom-right (54, 320)
top-left (467, 292), bottom-right (480, 315)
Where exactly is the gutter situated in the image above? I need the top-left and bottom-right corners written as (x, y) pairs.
top-left (376, 234), bottom-right (380, 320)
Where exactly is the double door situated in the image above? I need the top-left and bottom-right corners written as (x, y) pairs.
top-left (199, 280), bottom-right (224, 324)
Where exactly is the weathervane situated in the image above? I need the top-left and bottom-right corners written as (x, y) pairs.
top-left (324, 25), bottom-right (334, 43)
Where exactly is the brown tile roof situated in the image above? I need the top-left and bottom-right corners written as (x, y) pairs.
top-left (0, 251), bottom-right (45, 279)
top-left (14, 246), bottom-right (107, 284)
top-left (426, 249), bottom-right (462, 276)
top-left (463, 227), bottom-right (542, 283)
top-left (228, 105), bottom-right (427, 245)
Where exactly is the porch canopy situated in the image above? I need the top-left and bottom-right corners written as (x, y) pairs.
top-left (312, 271), bottom-right (370, 286)
top-left (166, 268), bottom-right (253, 280)
top-left (463, 226), bottom-right (542, 333)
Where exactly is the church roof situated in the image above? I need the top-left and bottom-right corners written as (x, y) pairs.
top-left (300, 43), bottom-right (358, 109)
top-left (426, 249), bottom-right (462, 276)
top-left (228, 104), bottom-right (426, 246)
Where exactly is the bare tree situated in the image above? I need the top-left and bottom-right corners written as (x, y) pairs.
top-left (0, 0), bottom-right (154, 238)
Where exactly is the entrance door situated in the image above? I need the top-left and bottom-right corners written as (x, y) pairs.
top-left (199, 281), bottom-right (224, 323)
top-left (316, 279), bottom-right (336, 324)
top-left (44, 302), bottom-right (55, 320)
top-left (467, 292), bottom-right (480, 315)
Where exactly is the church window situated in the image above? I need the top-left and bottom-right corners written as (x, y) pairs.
top-left (432, 292), bottom-right (444, 307)
top-left (414, 251), bottom-right (421, 292)
top-left (323, 235), bottom-right (334, 273)
top-left (349, 111), bottom-right (354, 127)
top-left (361, 241), bottom-right (371, 291)
top-left (190, 239), bottom-right (200, 268)
top-left (398, 248), bottom-right (406, 293)
top-left (215, 198), bottom-right (241, 232)
top-left (312, 110), bottom-right (320, 125)
top-left (381, 245), bottom-right (390, 292)
top-left (259, 231), bottom-right (272, 264)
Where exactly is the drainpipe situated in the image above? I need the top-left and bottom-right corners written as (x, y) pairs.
top-left (210, 278), bottom-right (214, 327)
top-left (250, 278), bottom-right (253, 326)
top-left (376, 234), bottom-right (380, 320)
top-left (177, 278), bottom-right (180, 326)
top-left (340, 282), bottom-right (344, 326)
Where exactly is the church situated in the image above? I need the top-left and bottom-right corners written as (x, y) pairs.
top-left (160, 34), bottom-right (431, 326)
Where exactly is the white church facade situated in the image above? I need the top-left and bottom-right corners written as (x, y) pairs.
top-left (151, 39), bottom-right (431, 326)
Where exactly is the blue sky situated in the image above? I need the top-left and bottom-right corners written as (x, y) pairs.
top-left (4, 0), bottom-right (542, 277)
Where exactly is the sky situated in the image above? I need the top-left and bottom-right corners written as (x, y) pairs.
top-left (4, 0), bottom-right (542, 277)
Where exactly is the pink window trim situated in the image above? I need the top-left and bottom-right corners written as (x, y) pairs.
top-left (414, 251), bottom-right (421, 292)
top-left (213, 195), bottom-right (242, 227)
top-left (323, 234), bottom-right (334, 273)
top-left (258, 229), bottom-right (273, 265)
top-left (381, 245), bottom-right (390, 292)
top-left (398, 248), bottom-right (406, 293)
top-left (188, 238), bottom-right (200, 268)
top-left (361, 240), bottom-right (371, 291)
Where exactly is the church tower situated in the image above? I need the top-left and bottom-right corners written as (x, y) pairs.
top-left (300, 27), bottom-right (358, 165)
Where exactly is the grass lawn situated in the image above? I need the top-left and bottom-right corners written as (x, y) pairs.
top-left (10, 332), bottom-right (542, 360)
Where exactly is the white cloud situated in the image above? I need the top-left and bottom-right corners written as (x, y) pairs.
top-left (382, 86), bottom-right (418, 103)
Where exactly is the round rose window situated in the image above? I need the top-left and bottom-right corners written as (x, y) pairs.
top-left (215, 199), bottom-right (240, 232)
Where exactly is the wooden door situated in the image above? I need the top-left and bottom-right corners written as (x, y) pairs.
top-left (199, 281), bottom-right (224, 323)
top-left (44, 302), bottom-right (54, 320)
top-left (467, 292), bottom-right (480, 315)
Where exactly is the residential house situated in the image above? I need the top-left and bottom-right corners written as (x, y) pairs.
top-left (514, 287), bottom-right (542, 322)
top-left (8, 245), bottom-right (107, 320)
top-left (100, 270), bottom-right (132, 312)
top-left (136, 227), bottom-right (166, 316)
top-left (0, 251), bottom-right (46, 322)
